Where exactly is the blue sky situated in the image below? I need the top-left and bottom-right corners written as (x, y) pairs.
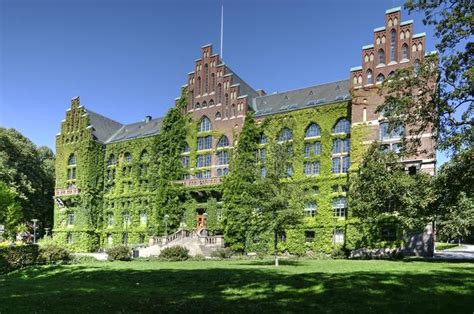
top-left (0, 0), bottom-right (447, 165)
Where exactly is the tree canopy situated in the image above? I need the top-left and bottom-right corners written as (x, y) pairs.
top-left (0, 128), bottom-right (55, 229)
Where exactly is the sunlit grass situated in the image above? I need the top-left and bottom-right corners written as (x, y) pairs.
top-left (1, 259), bottom-right (473, 313)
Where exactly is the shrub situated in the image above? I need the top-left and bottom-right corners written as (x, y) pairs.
top-left (38, 243), bottom-right (71, 264)
top-left (331, 247), bottom-right (348, 259)
top-left (71, 255), bottom-right (99, 264)
top-left (0, 245), bottom-right (39, 273)
top-left (190, 254), bottom-right (206, 261)
top-left (159, 246), bottom-right (189, 261)
top-left (106, 245), bottom-right (132, 261)
top-left (210, 247), bottom-right (233, 259)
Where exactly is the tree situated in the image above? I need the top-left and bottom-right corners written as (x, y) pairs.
top-left (0, 128), bottom-right (55, 228)
top-left (349, 144), bottom-right (435, 245)
top-left (434, 149), bottom-right (474, 243)
top-left (380, 0), bottom-right (473, 155)
top-left (222, 112), bottom-right (260, 251)
top-left (0, 181), bottom-right (23, 240)
top-left (151, 90), bottom-right (188, 234)
top-left (257, 140), bottom-right (302, 265)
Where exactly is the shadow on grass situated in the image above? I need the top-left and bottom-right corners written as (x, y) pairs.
top-left (1, 262), bottom-right (473, 313)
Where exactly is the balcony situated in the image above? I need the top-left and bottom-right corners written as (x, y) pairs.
top-left (175, 177), bottom-right (222, 187)
top-left (55, 187), bottom-right (80, 197)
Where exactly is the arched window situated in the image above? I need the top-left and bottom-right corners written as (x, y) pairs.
top-left (215, 112), bottom-right (221, 119)
top-left (197, 77), bottom-right (201, 95)
top-left (195, 102), bottom-right (200, 109)
top-left (333, 119), bottom-right (350, 134)
top-left (209, 99), bottom-right (214, 106)
top-left (305, 123), bottom-right (321, 138)
top-left (204, 64), bottom-right (209, 94)
top-left (367, 69), bottom-right (373, 84)
top-left (211, 73), bottom-right (215, 92)
top-left (232, 104), bottom-right (236, 117)
top-left (107, 154), bottom-right (116, 166)
top-left (225, 93), bottom-right (229, 107)
top-left (376, 73), bottom-right (385, 83)
top-left (217, 135), bottom-right (229, 148)
top-left (216, 150), bottom-right (228, 165)
top-left (388, 71), bottom-right (395, 78)
top-left (402, 44), bottom-right (409, 59)
top-left (353, 76), bottom-right (357, 85)
top-left (378, 49), bottom-right (385, 64)
top-left (124, 152), bottom-right (132, 163)
top-left (68, 154), bottom-right (76, 166)
top-left (400, 31), bottom-right (405, 40)
top-left (390, 29), bottom-right (396, 61)
top-left (414, 59), bottom-right (421, 74)
top-left (417, 43), bottom-right (422, 51)
top-left (405, 30), bottom-right (410, 38)
top-left (364, 54), bottom-right (369, 62)
top-left (412, 44), bottom-right (417, 52)
top-left (198, 116), bottom-right (212, 132)
top-left (139, 150), bottom-right (148, 161)
top-left (278, 128), bottom-right (293, 141)
top-left (217, 84), bottom-right (222, 103)
top-left (202, 101), bottom-right (207, 108)
top-left (370, 53), bottom-right (374, 61)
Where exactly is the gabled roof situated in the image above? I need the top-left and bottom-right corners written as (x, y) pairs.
top-left (84, 109), bottom-right (163, 144)
top-left (106, 117), bottom-right (163, 144)
top-left (252, 80), bottom-right (350, 117)
top-left (86, 110), bottom-right (123, 143)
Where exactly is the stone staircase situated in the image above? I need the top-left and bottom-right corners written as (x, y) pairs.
top-left (138, 229), bottom-right (224, 258)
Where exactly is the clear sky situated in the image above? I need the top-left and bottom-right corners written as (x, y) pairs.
top-left (0, 0), bottom-right (447, 165)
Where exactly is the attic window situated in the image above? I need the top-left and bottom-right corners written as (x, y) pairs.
top-left (308, 90), bottom-right (313, 96)
top-left (284, 95), bottom-right (289, 100)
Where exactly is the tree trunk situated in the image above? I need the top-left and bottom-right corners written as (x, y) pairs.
top-left (274, 229), bottom-right (279, 266)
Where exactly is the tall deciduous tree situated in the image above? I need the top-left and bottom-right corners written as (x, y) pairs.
top-left (222, 112), bottom-right (260, 251)
top-left (434, 149), bottom-right (474, 243)
top-left (0, 181), bottom-right (23, 240)
top-left (151, 91), bottom-right (188, 234)
top-left (0, 128), bottom-right (55, 228)
top-left (349, 144), bottom-right (435, 242)
top-left (257, 140), bottom-right (302, 265)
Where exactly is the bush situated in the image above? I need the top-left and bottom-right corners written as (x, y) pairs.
top-left (211, 247), bottom-right (233, 259)
top-left (350, 248), bottom-right (404, 260)
top-left (71, 255), bottom-right (99, 264)
top-left (159, 246), bottom-right (189, 261)
top-left (0, 245), bottom-right (39, 273)
top-left (189, 254), bottom-right (206, 261)
top-left (106, 245), bottom-right (132, 261)
top-left (38, 243), bottom-right (71, 264)
top-left (331, 247), bottom-right (348, 259)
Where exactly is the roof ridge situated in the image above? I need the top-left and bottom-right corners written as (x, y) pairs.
top-left (86, 109), bottom-right (123, 126)
top-left (255, 79), bottom-right (349, 99)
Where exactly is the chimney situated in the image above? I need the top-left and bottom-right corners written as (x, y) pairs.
top-left (144, 116), bottom-right (152, 123)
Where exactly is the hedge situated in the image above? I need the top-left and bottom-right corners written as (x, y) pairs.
top-left (0, 245), bottom-right (39, 273)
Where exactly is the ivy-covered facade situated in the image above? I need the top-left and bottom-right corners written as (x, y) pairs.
top-left (52, 7), bottom-right (435, 252)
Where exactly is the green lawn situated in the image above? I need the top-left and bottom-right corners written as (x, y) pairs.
top-left (1, 259), bottom-right (473, 313)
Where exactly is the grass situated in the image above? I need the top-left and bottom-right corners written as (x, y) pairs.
top-left (435, 242), bottom-right (461, 251)
top-left (1, 259), bottom-right (473, 313)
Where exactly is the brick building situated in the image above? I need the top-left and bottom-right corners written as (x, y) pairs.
top-left (53, 7), bottom-right (436, 253)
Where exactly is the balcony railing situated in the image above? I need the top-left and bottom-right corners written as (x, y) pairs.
top-left (175, 177), bottom-right (222, 187)
top-left (55, 187), bottom-right (80, 196)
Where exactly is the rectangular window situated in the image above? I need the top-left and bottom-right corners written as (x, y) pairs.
top-left (343, 156), bottom-right (350, 173)
top-left (108, 214), bottom-right (113, 226)
top-left (140, 211), bottom-right (147, 226)
top-left (304, 161), bottom-right (320, 176)
top-left (332, 158), bottom-right (341, 173)
top-left (197, 154), bottom-right (212, 168)
top-left (333, 197), bottom-right (347, 217)
top-left (304, 142), bottom-right (321, 158)
top-left (304, 202), bottom-right (317, 217)
top-left (258, 148), bottom-right (266, 161)
top-left (197, 136), bottom-right (212, 150)
top-left (334, 230), bottom-right (344, 243)
top-left (182, 156), bottom-right (190, 168)
top-left (217, 151), bottom-right (228, 165)
top-left (67, 213), bottom-right (74, 226)
top-left (304, 230), bottom-right (315, 242)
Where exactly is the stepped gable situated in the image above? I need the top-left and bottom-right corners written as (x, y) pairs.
top-left (252, 80), bottom-right (350, 117)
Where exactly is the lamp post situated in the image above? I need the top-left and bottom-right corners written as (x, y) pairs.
top-left (203, 212), bottom-right (208, 236)
top-left (31, 219), bottom-right (39, 244)
top-left (44, 228), bottom-right (50, 238)
top-left (333, 216), bottom-right (337, 255)
top-left (164, 214), bottom-right (169, 237)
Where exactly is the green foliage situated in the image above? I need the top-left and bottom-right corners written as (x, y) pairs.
top-left (0, 245), bottom-right (39, 273)
top-left (106, 245), bottom-right (132, 261)
top-left (210, 247), bottom-right (233, 259)
top-left (38, 243), bottom-right (71, 264)
top-left (434, 149), bottom-right (474, 242)
top-left (222, 112), bottom-right (260, 251)
top-left (159, 245), bottom-right (189, 261)
top-left (349, 143), bottom-right (435, 246)
top-left (0, 128), bottom-right (55, 228)
top-left (381, 0), bottom-right (473, 154)
top-left (0, 181), bottom-right (23, 240)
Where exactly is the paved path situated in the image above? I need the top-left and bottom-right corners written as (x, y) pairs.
top-left (434, 244), bottom-right (474, 260)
